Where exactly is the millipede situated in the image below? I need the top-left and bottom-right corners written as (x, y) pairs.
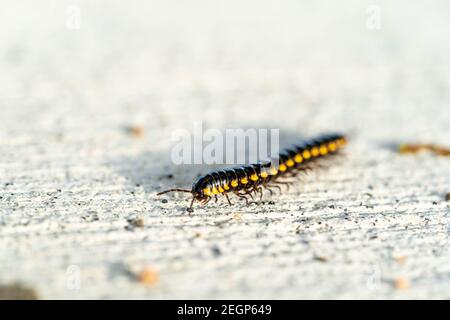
top-left (157, 133), bottom-right (347, 212)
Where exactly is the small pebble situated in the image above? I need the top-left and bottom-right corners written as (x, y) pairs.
top-left (394, 277), bottom-right (410, 290)
top-left (137, 267), bottom-right (159, 286)
top-left (232, 213), bottom-right (242, 221)
top-left (128, 125), bottom-right (144, 138)
top-left (132, 218), bottom-right (145, 228)
top-left (211, 245), bottom-right (222, 257)
top-left (194, 232), bottom-right (202, 238)
top-left (314, 256), bottom-right (328, 262)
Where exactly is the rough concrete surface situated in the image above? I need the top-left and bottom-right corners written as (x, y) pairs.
top-left (1, 1), bottom-right (450, 299)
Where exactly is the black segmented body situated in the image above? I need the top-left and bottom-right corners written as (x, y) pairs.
top-left (157, 133), bottom-right (347, 211)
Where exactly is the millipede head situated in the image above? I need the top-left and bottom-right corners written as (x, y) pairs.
top-left (191, 177), bottom-right (212, 202)
top-left (156, 182), bottom-right (211, 212)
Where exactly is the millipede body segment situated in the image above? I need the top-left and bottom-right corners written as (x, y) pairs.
top-left (157, 133), bottom-right (347, 211)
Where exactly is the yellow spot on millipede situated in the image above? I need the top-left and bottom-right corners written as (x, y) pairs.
top-left (218, 186), bottom-right (224, 193)
top-left (231, 180), bottom-right (238, 187)
top-left (223, 184), bottom-right (230, 190)
top-left (337, 138), bottom-right (346, 147)
top-left (328, 142), bottom-right (337, 151)
top-left (279, 164), bottom-right (287, 172)
top-left (270, 168), bottom-right (278, 175)
top-left (319, 145), bottom-right (328, 155)
top-left (203, 188), bottom-right (211, 196)
top-left (286, 159), bottom-right (295, 167)
top-left (294, 154), bottom-right (303, 163)
top-left (311, 147), bottom-right (320, 157)
top-left (260, 171), bottom-right (269, 178)
top-left (250, 174), bottom-right (259, 181)
top-left (302, 150), bottom-right (311, 159)
top-left (212, 187), bottom-right (219, 195)
top-left (240, 178), bottom-right (248, 184)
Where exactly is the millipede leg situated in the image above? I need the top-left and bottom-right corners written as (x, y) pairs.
top-left (262, 182), bottom-right (274, 196)
top-left (244, 190), bottom-right (254, 200)
top-left (255, 186), bottom-right (263, 201)
top-left (268, 184), bottom-right (282, 194)
top-left (288, 171), bottom-right (306, 182)
top-left (224, 193), bottom-right (232, 206)
top-left (303, 165), bottom-right (314, 174)
top-left (272, 181), bottom-right (292, 191)
top-left (234, 192), bottom-right (249, 206)
top-left (187, 197), bottom-right (196, 214)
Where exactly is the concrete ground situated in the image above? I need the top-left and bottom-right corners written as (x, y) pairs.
top-left (0, 1), bottom-right (449, 299)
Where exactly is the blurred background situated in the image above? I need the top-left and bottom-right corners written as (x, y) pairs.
top-left (0, 0), bottom-right (449, 299)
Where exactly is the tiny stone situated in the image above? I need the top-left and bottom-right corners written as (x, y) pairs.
top-left (132, 218), bottom-right (145, 228)
top-left (128, 125), bottom-right (144, 138)
top-left (394, 277), bottom-right (410, 290)
top-left (211, 245), bottom-right (222, 257)
top-left (314, 256), bottom-right (328, 262)
top-left (232, 213), bottom-right (242, 221)
top-left (137, 267), bottom-right (159, 286)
